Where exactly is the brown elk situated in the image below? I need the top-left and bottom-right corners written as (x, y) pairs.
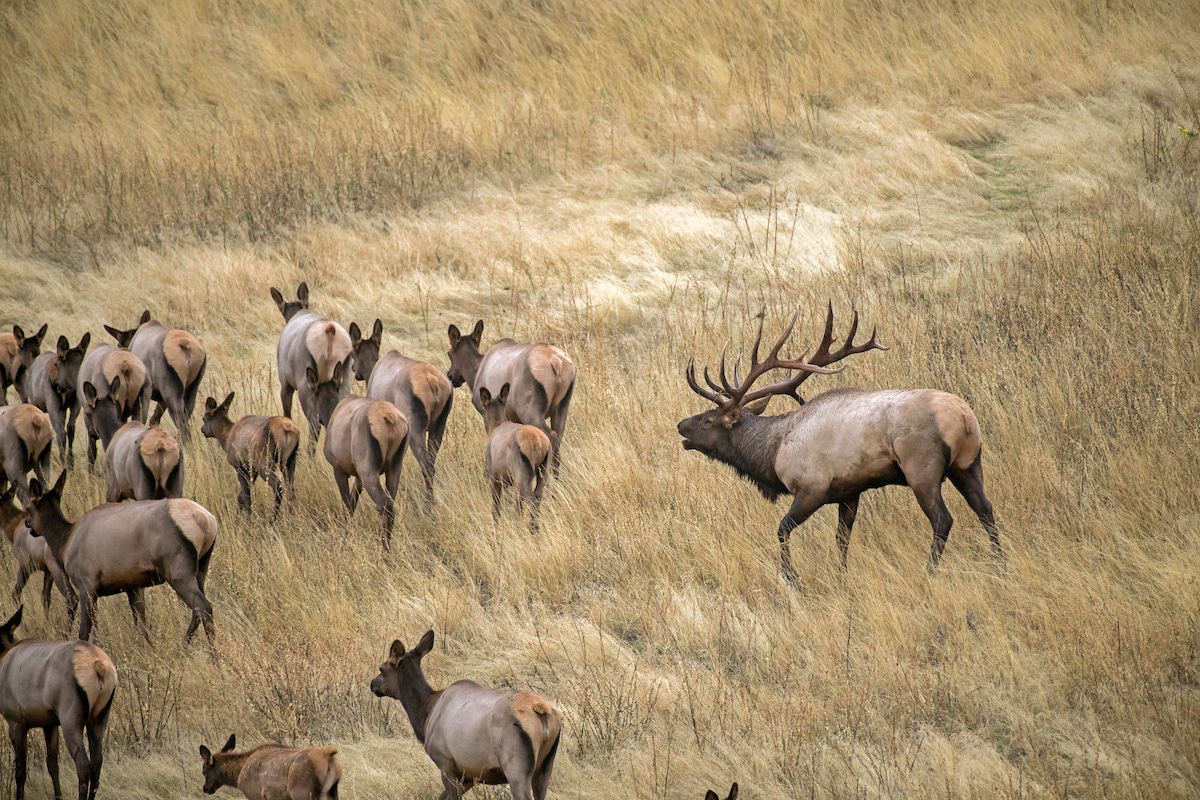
top-left (370, 630), bottom-right (561, 800)
top-left (24, 334), bottom-right (91, 460)
top-left (199, 733), bottom-right (341, 800)
top-left (478, 384), bottom-right (550, 534)
top-left (0, 606), bottom-right (117, 800)
top-left (307, 362), bottom-right (407, 550)
top-left (25, 472), bottom-right (217, 646)
top-left (79, 330), bottom-right (149, 465)
top-left (0, 324), bottom-right (47, 405)
top-left (104, 421), bottom-right (184, 501)
top-left (677, 304), bottom-right (1001, 585)
top-left (705, 785), bottom-right (738, 800)
top-left (446, 320), bottom-right (575, 477)
top-left (114, 311), bottom-right (208, 441)
top-left (201, 392), bottom-right (300, 519)
top-left (350, 319), bottom-right (454, 508)
top-left (1, 485), bottom-right (74, 619)
top-left (0, 403), bottom-right (52, 505)
top-left (270, 282), bottom-right (352, 448)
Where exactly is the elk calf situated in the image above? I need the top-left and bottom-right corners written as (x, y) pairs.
top-left (270, 282), bottom-right (352, 447)
top-left (0, 486), bottom-right (73, 619)
top-left (26, 472), bottom-right (217, 646)
top-left (105, 421), bottom-right (184, 501)
top-left (0, 324), bottom-right (47, 405)
top-left (121, 311), bottom-right (207, 440)
top-left (478, 384), bottom-right (550, 535)
top-left (199, 734), bottom-right (341, 800)
top-left (201, 392), bottom-right (300, 518)
top-left (370, 630), bottom-right (561, 800)
top-left (308, 363), bottom-right (407, 550)
top-left (351, 319), bottom-right (454, 508)
top-left (79, 332), bottom-right (149, 465)
top-left (446, 320), bottom-right (575, 477)
top-left (0, 606), bottom-right (117, 800)
top-left (24, 334), bottom-right (91, 459)
top-left (0, 403), bottom-right (52, 504)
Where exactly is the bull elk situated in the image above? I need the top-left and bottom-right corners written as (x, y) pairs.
top-left (199, 733), bottom-right (341, 800)
top-left (0, 403), bottom-right (52, 505)
top-left (24, 334), bottom-right (91, 460)
top-left (201, 392), bottom-right (300, 519)
top-left (0, 606), bottom-right (117, 800)
top-left (0, 323), bottom-right (47, 405)
top-left (1, 485), bottom-right (74, 619)
top-left (706, 785), bottom-right (739, 800)
top-left (25, 472), bottom-right (217, 646)
top-left (478, 384), bottom-right (550, 534)
top-left (270, 282), bottom-right (352, 448)
top-left (307, 362), bottom-right (407, 550)
top-left (446, 320), bottom-right (575, 477)
top-left (104, 421), bottom-right (184, 501)
top-left (677, 304), bottom-right (1001, 586)
top-left (79, 329), bottom-right (149, 465)
top-left (350, 319), bottom-right (454, 508)
top-left (370, 630), bottom-right (561, 800)
top-left (114, 311), bottom-right (208, 441)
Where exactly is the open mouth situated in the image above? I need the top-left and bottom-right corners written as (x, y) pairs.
top-left (680, 439), bottom-right (695, 450)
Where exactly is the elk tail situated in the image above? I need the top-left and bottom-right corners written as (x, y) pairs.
top-left (516, 426), bottom-right (551, 472)
top-left (368, 405), bottom-right (408, 462)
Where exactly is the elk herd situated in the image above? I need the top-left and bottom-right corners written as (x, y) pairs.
top-left (0, 286), bottom-right (1001, 799)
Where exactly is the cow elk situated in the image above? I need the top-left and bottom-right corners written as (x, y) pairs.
top-left (0, 403), bottom-right (52, 505)
top-left (0, 605), bottom-right (117, 800)
top-left (351, 319), bottom-right (454, 508)
top-left (308, 362), bottom-right (407, 550)
top-left (478, 384), bottom-right (550, 535)
top-left (0, 324), bottom-right (47, 405)
top-left (446, 320), bottom-right (575, 477)
top-left (24, 333), bottom-right (91, 460)
top-left (199, 733), bottom-right (341, 800)
top-left (116, 311), bottom-right (208, 441)
top-left (79, 330), bottom-right (149, 465)
top-left (25, 472), bottom-right (217, 646)
top-left (677, 304), bottom-right (1002, 586)
top-left (104, 421), bottom-right (184, 502)
top-left (1, 485), bottom-right (73, 619)
top-left (370, 630), bottom-right (561, 800)
top-left (270, 282), bottom-right (352, 448)
top-left (705, 785), bottom-right (739, 800)
top-left (201, 392), bottom-right (300, 518)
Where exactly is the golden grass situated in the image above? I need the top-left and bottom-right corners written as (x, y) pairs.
top-left (1, 0), bottom-right (1200, 798)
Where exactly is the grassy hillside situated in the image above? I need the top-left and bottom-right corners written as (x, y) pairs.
top-left (1, 1), bottom-right (1199, 798)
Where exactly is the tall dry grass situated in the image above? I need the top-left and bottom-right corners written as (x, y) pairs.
top-left (1, 1), bottom-right (1199, 798)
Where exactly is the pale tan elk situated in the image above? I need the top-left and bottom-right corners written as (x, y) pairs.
top-left (0, 606), bottom-right (117, 800)
top-left (705, 785), bottom-right (738, 800)
top-left (201, 392), bottom-right (300, 519)
top-left (1, 485), bottom-right (73, 619)
top-left (307, 362), bottom-right (407, 550)
top-left (199, 733), bottom-right (341, 800)
top-left (0, 323), bottom-right (47, 405)
top-left (25, 472), bottom-right (217, 646)
top-left (370, 630), bottom-right (561, 800)
top-left (24, 333), bottom-right (91, 460)
top-left (0, 403), bottom-right (52, 505)
top-left (104, 421), bottom-right (184, 501)
top-left (478, 384), bottom-right (550, 534)
top-left (678, 304), bottom-right (1001, 586)
top-left (446, 320), bottom-right (575, 476)
top-left (270, 282), bottom-right (352, 448)
top-left (350, 319), bottom-right (454, 508)
top-left (117, 311), bottom-right (208, 441)
top-left (79, 331), bottom-right (149, 464)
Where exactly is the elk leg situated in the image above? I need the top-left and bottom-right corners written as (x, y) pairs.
top-left (86, 423), bottom-right (99, 467)
top-left (408, 433), bottom-right (435, 510)
top-left (59, 713), bottom-right (91, 800)
top-left (127, 588), bottom-right (151, 643)
top-left (236, 467), bottom-right (253, 514)
top-left (9, 721), bottom-right (28, 800)
top-left (77, 590), bottom-right (98, 642)
top-left (437, 771), bottom-right (467, 800)
top-left (531, 735), bottom-right (559, 800)
top-left (264, 470), bottom-right (284, 519)
top-left (66, 403), bottom-right (80, 459)
top-left (45, 725), bottom-right (62, 800)
top-left (508, 774), bottom-right (535, 800)
top-left (280, 382), bottom-right (295, 420)
top-left (424, 395), bottom-right (453, 507)
top-left (332, 469), bottom-right (356, 516)
top-left (548, 383), bottom-right (573, 479)
top-left (490, 477), bottom-right (503, 525)
top-left (12, 562), bottom-right (31, 605)
top-left (519, 469), bottom-right (540, 535)
top-left (911, 480), bottom-right (954, 569)
top-left (170, 573), bottom-right (215, 647)
top-left (87, 706), bottom-right (114, 800)
top-left (836, 495), bottom-right (860, 569)
top-left (149, 399), bottom-right (167, 426)
top-left (40, 572), bottom-right (53, 617)
top-left (183, 550), bottom-right (214, 644)
top-left (361, 474), bottom-right (394, 551)
top-left (778, 494), bottom-right (822, 586)
top-left (48, 395), bottom-right (68, 460)
top-left (948, 458), bottom-right (1002, 558)
top-left (49, 561), bottom-right (77, 627)
top-left (283, 449), bottom-right (298, 503)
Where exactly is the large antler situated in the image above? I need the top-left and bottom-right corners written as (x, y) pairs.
top-left (685, 303), bottom-right (888, 410)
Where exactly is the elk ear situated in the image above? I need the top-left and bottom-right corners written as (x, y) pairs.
top-left (56, 336), bottom-right (70, 359)
top-left (743, 396), bottom-right (770, 416)
top-left (199, 745), bottom-right (212, 764)
top-left (10, 326), bottom-right (24, 345)
top-left (82, 381), bottom-right (98, 407)
top-left (497, 383), bottom-right (510, 406)
top-left (28, 479), bottom-right (43, 501)
top-left (204, 396), bottom-right (219, 412)
top-left (447, 324), bottom-right (461, 348)
top-left (52, 471), bottom-right (67, 496)
top-left (477, 387), bottom-right (491, 406)
top-left (220, 392), bottom-right (235, 412)
top-left (103, 324), bottom-right (121, 343)
top-left (296, 282), bottom-right (309, 307)
top-left (706, 793), bottom-right (720, 800)
top-left (470, 320), bottom-right (484, 343)
top-left (371, 319), bottom-right (383, 342)
top-left (416, 629), bottom-right (435, 656)
top-left (720, 405), bottom-right (742, 429)
top-left (270, 287), bottom-right (286, 313)
top-left (77, 332), bottom-right (90, 354)
top-left (349, 322), bottom-right (362, 346)
top-left (728, 783), bottom-right (739, 800)
top-left (332, 360), bottom-right (345, 389)
top-left (388, 639), bottom-right (405, 664)
top-left (139, 310), bottom-right (151, 325)
top-left (1, 606), bottom-right (22, 635)
top-left (222, 734), bottom-right (236, 753)
top-left (305, 367), bottom-right (320, 393)
top-left (32, 324), bottom-right (47, 343)
top-left (109, 374), bottom-right (122, 396)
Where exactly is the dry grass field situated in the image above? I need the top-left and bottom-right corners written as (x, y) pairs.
top-left (2, 1), bottom-right (1199, 797)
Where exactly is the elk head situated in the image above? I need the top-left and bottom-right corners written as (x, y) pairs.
top-left (477, 383), bottom-right (510, 434)
top-left (446, 320), bottom-right (485, 388)
top-left (52, 333), bottom-right (91, 393)
top-left (0, 605), bottom-right (22, 658)
top-left (370, 629), bottom-right (435, 702)
top-left (198, 734), bottom-right (238, 795)
top-left (304, 360), bottom-right (345, 428)
top-left (349, 319), bottom-right (384, 382)
top-left (82, 375), bottom-right (125, 447)
top-left (12, 324), bottom-right (47, 371)
top-left (269, 282), bottom-right (310, 322)
top-left (201, 393), bottom-right (235, 441)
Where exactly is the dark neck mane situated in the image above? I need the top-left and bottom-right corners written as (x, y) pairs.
top-left (708, 411), bottom-right (796, 502)
top-left (399, 667), bottom-right (442, 744)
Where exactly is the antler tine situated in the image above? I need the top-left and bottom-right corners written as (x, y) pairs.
top-left (686, 359), bottom-right (725, 404)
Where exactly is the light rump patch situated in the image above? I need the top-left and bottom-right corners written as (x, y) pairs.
top-left (101, 350), bottom-right (147, 411)
top-left (139, 426), bottom-right (181, 478)
top-left (516, 426), bottom-right (550, 466)
top-left (162, 329), bottom-right (205, 385)
top-left (10, 404), bottom-right (52, 456)
top-left (366, 401), bottom-right (407, 461)
top-left (408, 362), bottom-right (448, 411)
top-left (71, 642), bottom-right (117, 712)
top-left (304, 320), bottom-right (352, 382)
top-left (526, 345), bottom-right (576, 407)
top-left (928, 391), bottom-right (983, 469)
top-left (166, 499), bottom-right (218, 558)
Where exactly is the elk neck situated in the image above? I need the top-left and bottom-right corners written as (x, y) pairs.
top-left (29, 500), bottom-right (75, 566)
top-left (720, 410), bottom-right (796, 502)
top-left (206, 415), bottom-right (235, 450)
top-left (396, 666), bottom-right (442, 744)
top-left (210, 750), bottom-right (250, 787)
